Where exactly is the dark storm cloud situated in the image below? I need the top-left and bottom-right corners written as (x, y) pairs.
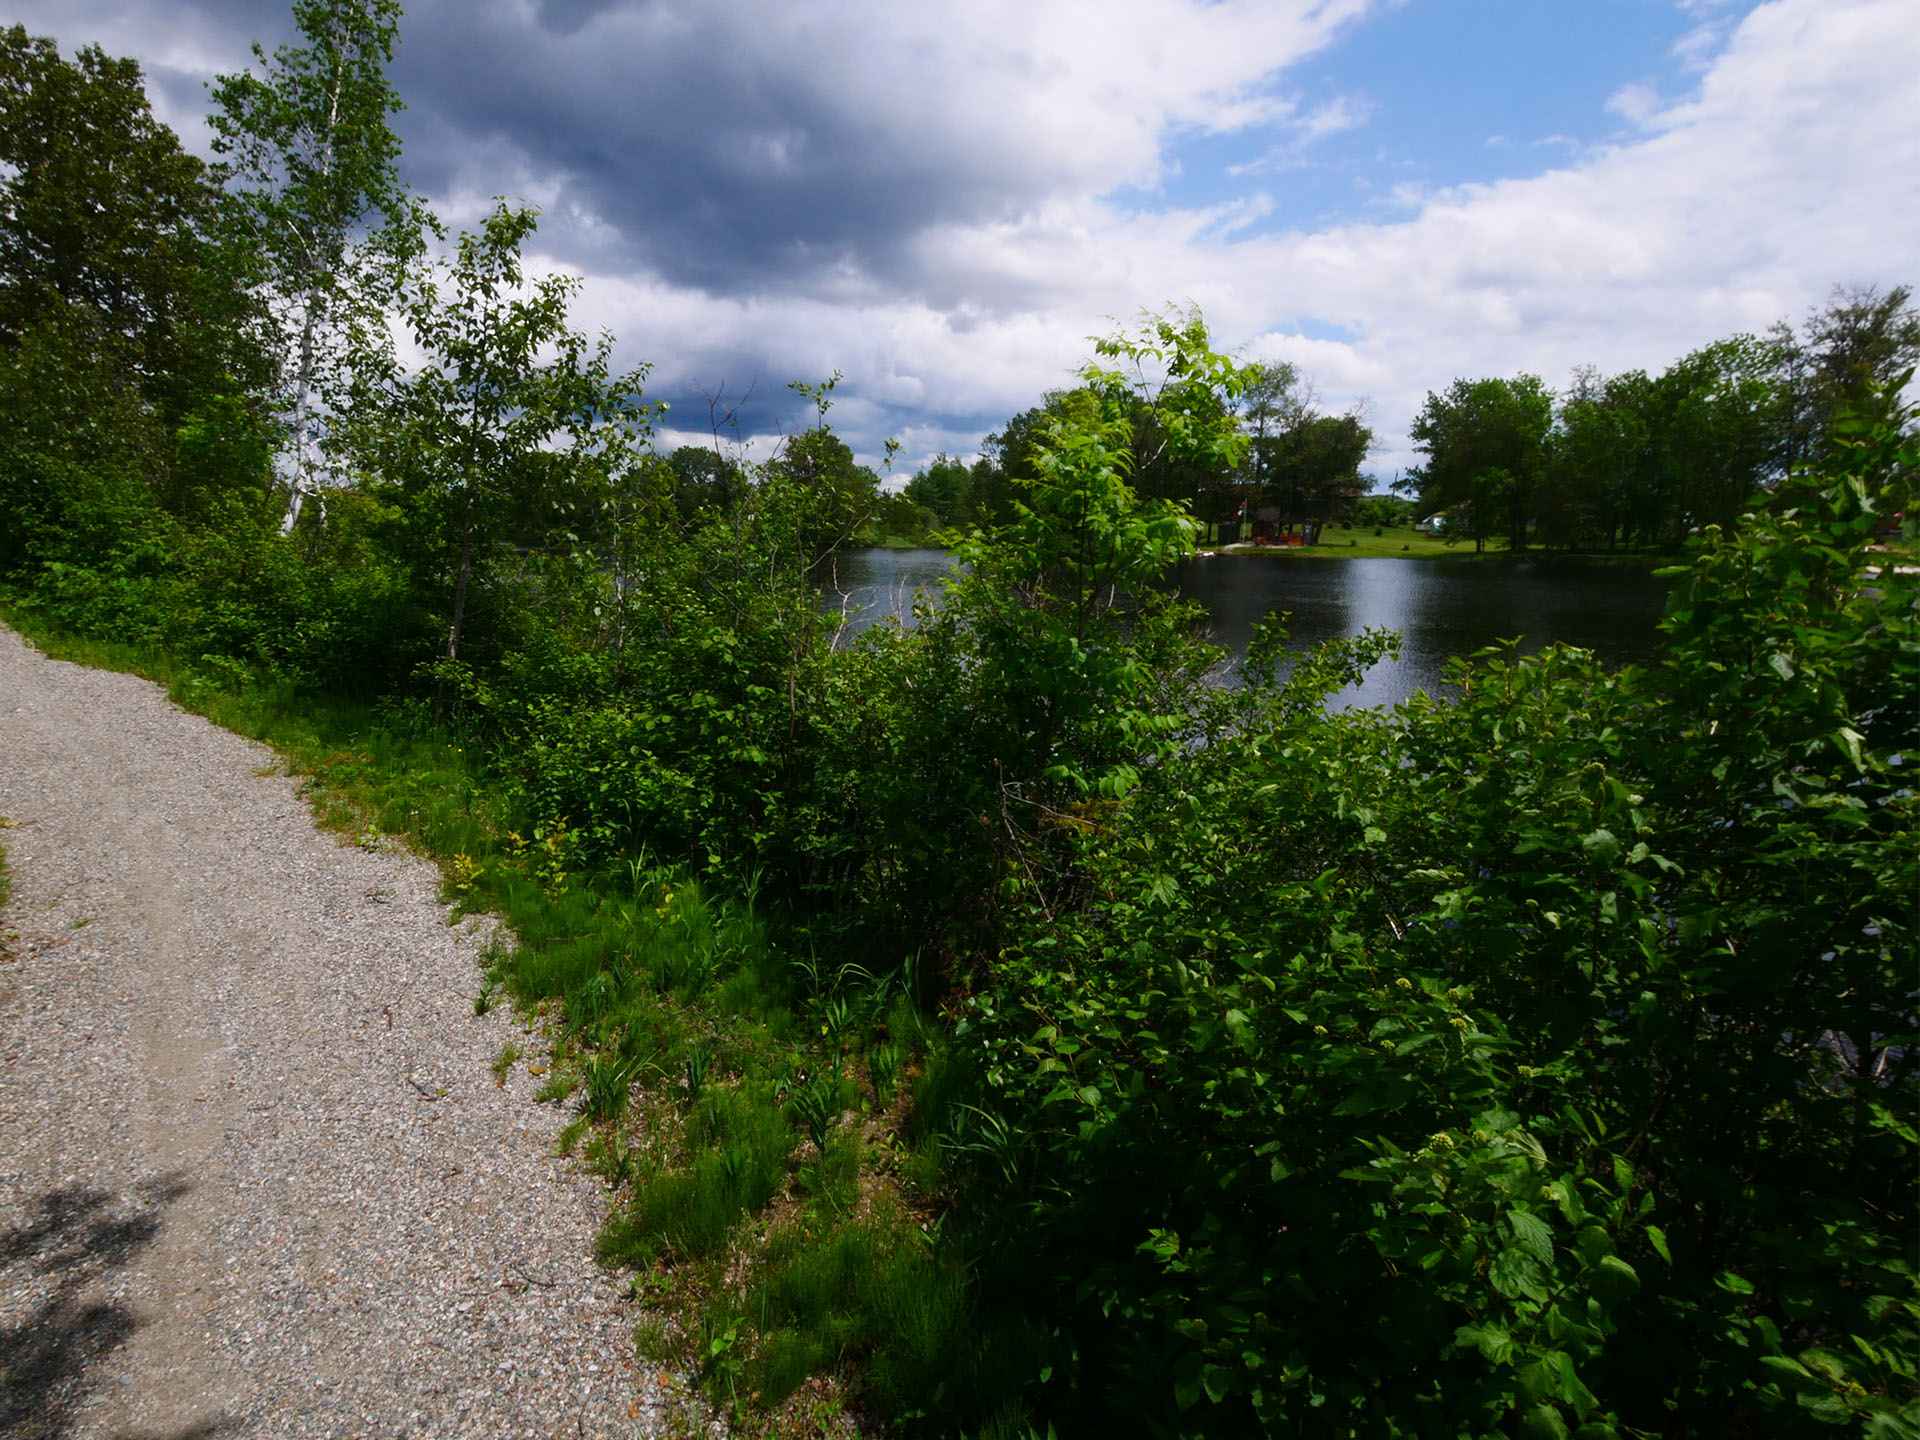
top-left (3, 0), bottom-right (1033, 295)
top-left (10, 0), bottom-right (1346, 327)
top-left (385, 0), bottom-right (1032, 297)
top-left (527, 0), bottom-right (627, 38)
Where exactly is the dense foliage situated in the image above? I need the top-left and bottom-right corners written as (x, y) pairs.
top-left (1404, 288), bottom-right (1920, 553)
top-left (950, 405), bottom-right (1917, 1436)
top-left (1, 13), bottom-right (1914, 1437)
top-left (911, 358), bottom-right (1377, 548)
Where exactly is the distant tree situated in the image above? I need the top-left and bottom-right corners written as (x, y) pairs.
top-left (1653, 336), bottom-right (1783, 539)
top-left (903, 453), bottom-right (975, 528)
top-left (1543, 365), bottom-right (1657, 551)
top-left (1773, 283), bottom-right (1920, 471)
top-left (874, 488), bottom-right (934, 541)
top-left (1224, 362), bottom-right (1370, 540)
top-left (1596, 368), bottom-right (1665, 547)
top-left (763, 428), bottom-right (880, 564)
top-left (1407, 375), bottom-right (1553, 551)
top-left (1351, 493), bottom-right (1412, 531)
top-left (979, 397), bottom-right (1070, 527)
top-left (1235, 359), bottom-right (1308, 459)
top-left (1261, 412), bottom-right (1370, 541)
top-left (667, 445), bottom-right (748, 520)
top-left (210, 0), bottom-right (427, 534)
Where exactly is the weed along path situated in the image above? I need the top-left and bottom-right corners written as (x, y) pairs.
top-left (0, 626), bottom-right (681, 1439)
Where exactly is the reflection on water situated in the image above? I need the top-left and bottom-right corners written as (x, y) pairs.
top-left (817, 548), bottom-right (959, 637)
top-left (1171, 555), bottom-right (1669, 709)
top-left (821, 548), bottom-right (1669, 709)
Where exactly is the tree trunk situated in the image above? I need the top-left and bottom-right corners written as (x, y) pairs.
top-left (447, 499), bottom-right (475, 661)
top-left (279, 290), bottom-right (322, 536)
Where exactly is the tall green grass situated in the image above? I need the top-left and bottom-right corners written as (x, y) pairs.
top-left (713, 1202), bottom-right (971, 1410)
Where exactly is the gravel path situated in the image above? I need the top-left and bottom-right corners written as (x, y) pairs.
top-left (0, 626), bottom-right (689, 1439)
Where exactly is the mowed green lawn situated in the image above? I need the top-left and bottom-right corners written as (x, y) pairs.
top-left (1200, 526), bottom-right (1479, 558)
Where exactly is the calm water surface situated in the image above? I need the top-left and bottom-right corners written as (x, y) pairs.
top-left (818, 548), bottom-right (960, 633)
top-left (821, 548), bottom-right (1669, 709)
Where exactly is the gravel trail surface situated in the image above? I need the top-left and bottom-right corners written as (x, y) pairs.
top-left (0, 626), bottom-right (681, 1438)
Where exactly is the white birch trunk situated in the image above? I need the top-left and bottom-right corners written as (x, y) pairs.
top-left (278, 57), bottom-right (344, 538)
top-left (279, 293), bottom-right (321, 535)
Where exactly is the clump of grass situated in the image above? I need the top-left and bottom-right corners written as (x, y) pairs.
top-left (730, 1203), bottom-right (971, 1413)
top-left (533, 1064), bottom-right (576, 1104)
top-left (868, 1043), bottom-right (900, 1110)
top-left (787, 1069), bottom-right (845, 1157)
top-left (796, 1132), bottom-right (862, 1216)
top-left (600, 1083), bottom-right (793, 1265)
top-left (555, 1114), bottom-right (590, 1155)
top-left (633, 1315), bottom-right (679, 1364)
top-left (586, 1126), bottom-right (639, 1188)
top-left (491, 1039), bottom-right (523, 1085)
top-left (684, 1040), bottom-right (714, 1101)
top-left (581, 1051), bottom-right (641, 1122)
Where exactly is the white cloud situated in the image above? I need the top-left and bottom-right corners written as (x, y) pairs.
top-left (1226, 92), bottom-right (1375, 175)
top-left (11, 0), bottom-right (1915, 481)
top-left (1603, 81), bottom-right (1664, 128)
top-left (565, 0), bottom-right (1918, 475)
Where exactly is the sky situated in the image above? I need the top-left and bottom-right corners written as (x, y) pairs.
top-left (12, 0), bottom-right (1920, 482)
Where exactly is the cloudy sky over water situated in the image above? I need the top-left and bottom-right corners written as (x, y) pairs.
top-left (15, 0), bottom-right (1920, 479)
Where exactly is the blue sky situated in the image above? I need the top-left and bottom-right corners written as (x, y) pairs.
top-left (1136, 0), bottom-right (1714, 233)
top-left (13, 0), bottom-right (1918, 480)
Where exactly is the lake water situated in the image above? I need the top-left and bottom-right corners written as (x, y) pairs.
top-left (819, 547), bottom-right (1670, 709)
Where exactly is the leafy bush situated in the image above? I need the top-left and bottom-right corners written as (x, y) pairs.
top-left (942, 403), bottom-right (1917, 1435)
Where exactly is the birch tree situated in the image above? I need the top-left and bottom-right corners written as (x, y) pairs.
top-left (209, 0), bottom-right (424, 534)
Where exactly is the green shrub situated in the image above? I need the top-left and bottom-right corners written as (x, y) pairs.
top-left (943, 409), bottom-right (1918, 1435)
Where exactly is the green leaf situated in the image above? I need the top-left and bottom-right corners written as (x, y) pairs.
top-left (1509, 1208), bottom-right (1555, 1265)
top-left (1492, 1246), bottom-right (1547, 1301)
top-left (1201, 1364), bottom-right (1234, 1404)
top-left (1456, 1322), bottom-right (1517, 1365)
top-left (1591, 1254), bottom-right (1640, 1303)
top-left (1173, 1351), bottom-right (1204, 1410)
top-left (1645, 1225), bottom-right (1672, 1266)
top-left (1834, 725), bottom-right (1865, 769)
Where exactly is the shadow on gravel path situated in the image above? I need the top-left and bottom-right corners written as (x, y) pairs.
top-left (0, 1174), bottom-right (233, 1440)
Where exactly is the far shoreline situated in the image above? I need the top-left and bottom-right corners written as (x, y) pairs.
top-left (851, 533), bottom-right (1679, 565)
